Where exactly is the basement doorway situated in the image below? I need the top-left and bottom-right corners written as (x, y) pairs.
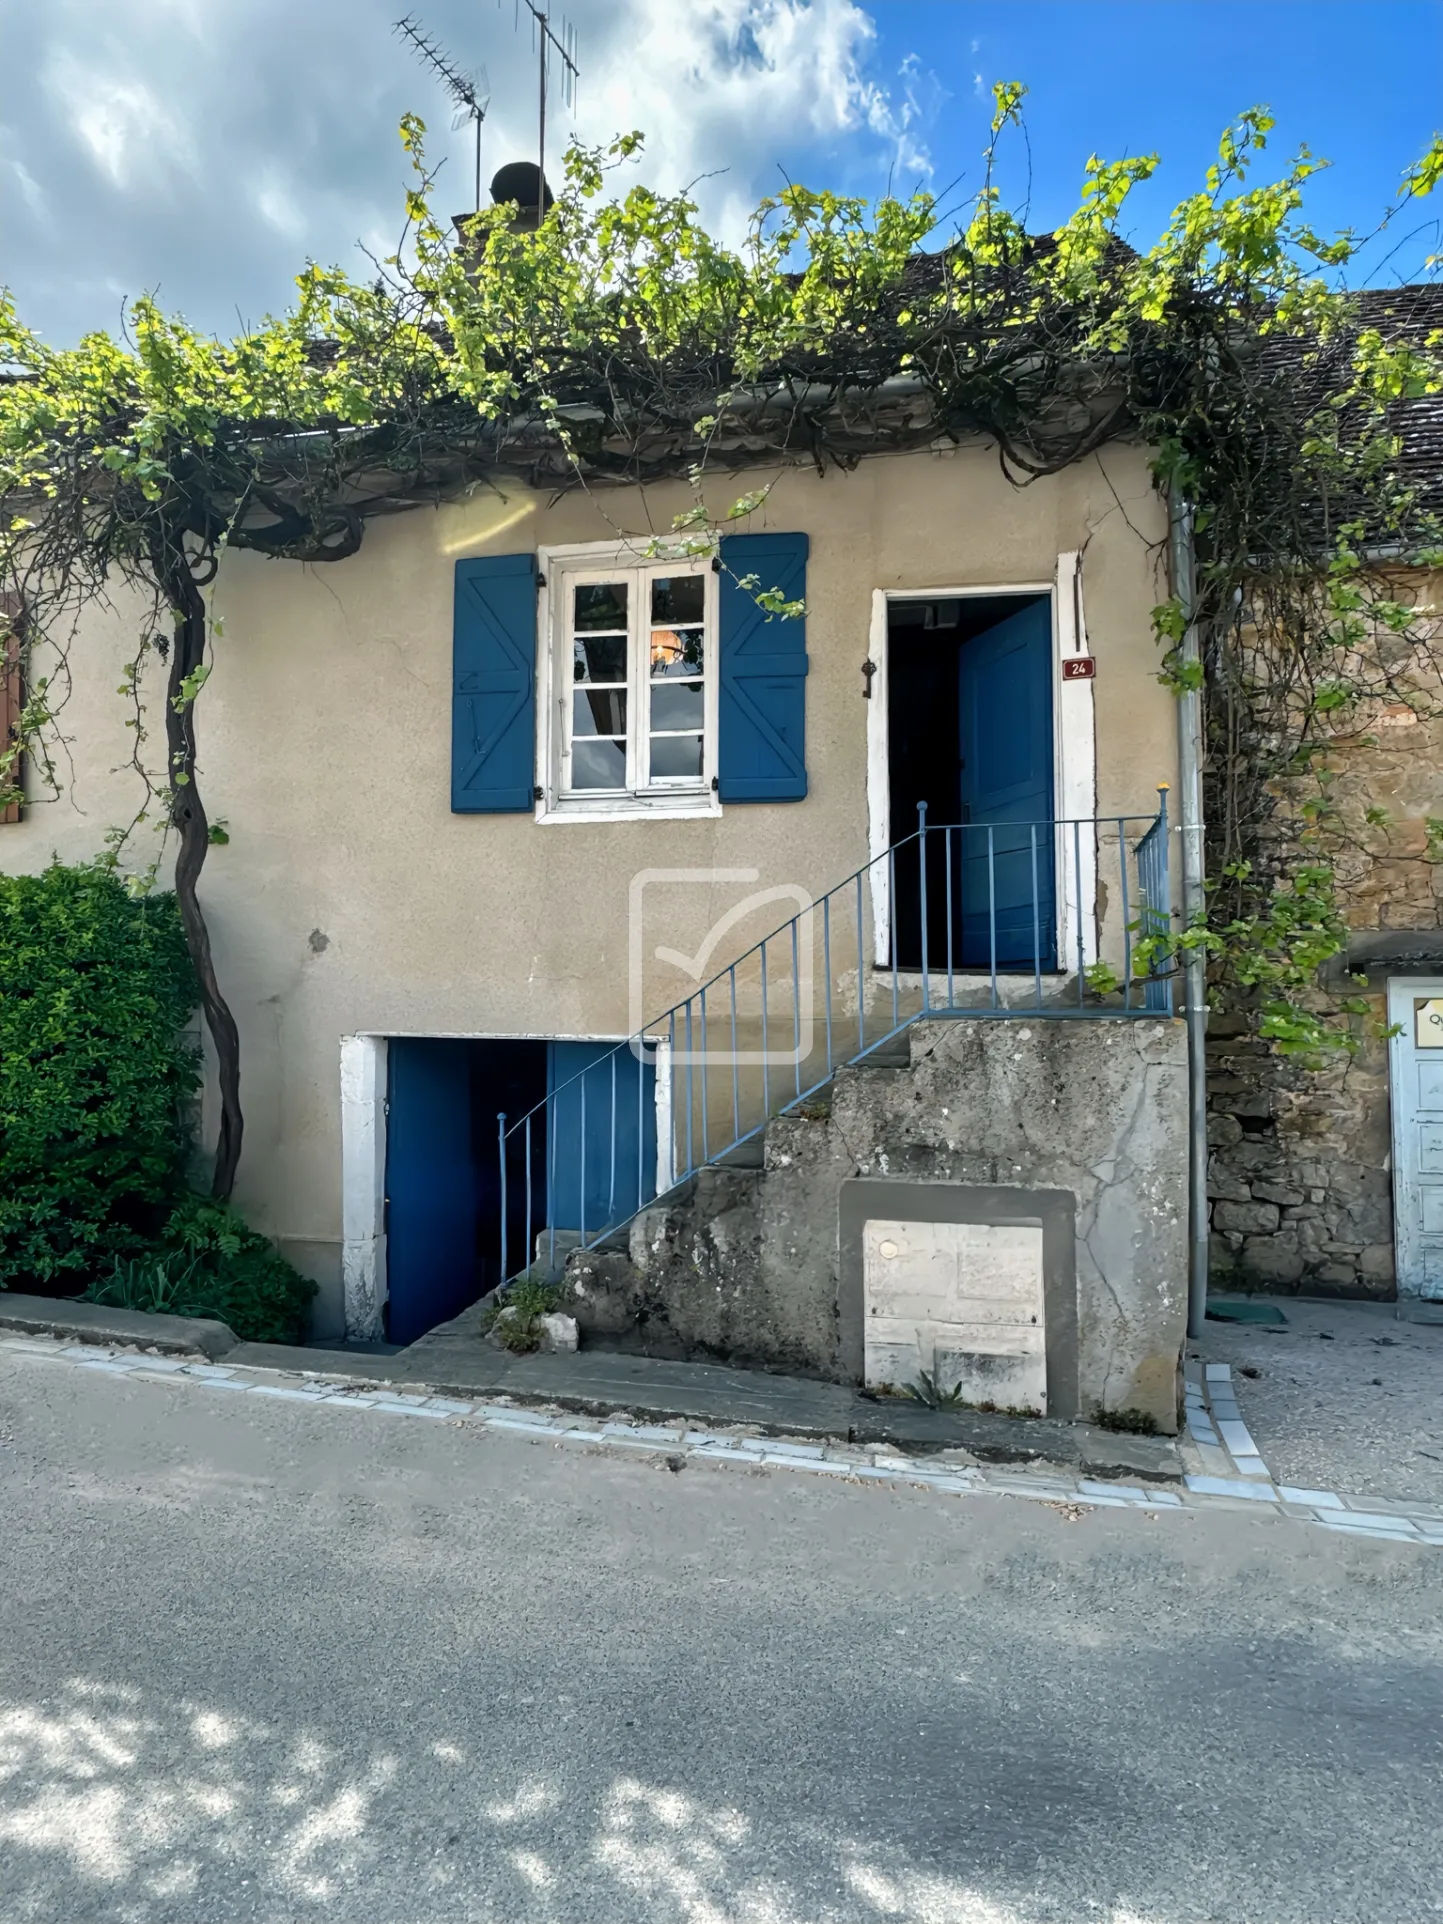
top-left (384, 1037), bottom-right (658, 1345)
top-left (887, 593), bottom-right (1056, 972)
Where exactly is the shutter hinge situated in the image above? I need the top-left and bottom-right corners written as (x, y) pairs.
top-left (536, 571), bottom-right (546, 590)
top-left (710, 776), bottom-right (719, 791)
top-left (710, 556), bottom-right (721, 574)
top-left (534, 784), bottom-right (543, 801)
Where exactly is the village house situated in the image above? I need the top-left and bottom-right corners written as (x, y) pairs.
top-left (1, 422), bottom-right (1193, 1427)
top-left (6, 198), bottom-right (1440, 1435)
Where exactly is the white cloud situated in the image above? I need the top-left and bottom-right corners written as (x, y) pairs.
top-left (45, 58), bottom-right (194, 190)
top-left (3, 0), bottom-right (940, 344)
top-left (8, 158), bottom-right (45, 216)
top-left (254, 176), bottom-right (307, 241)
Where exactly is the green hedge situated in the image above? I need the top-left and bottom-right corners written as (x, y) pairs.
top-left (0, 861), bottom-right (201, 1290)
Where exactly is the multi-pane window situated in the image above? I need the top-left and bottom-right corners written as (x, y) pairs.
top-left (570, 582), bottom-right (630, 790)
top-left (553, 558), bottom-right (714, 810)
top-left (645, 573), bottom-right (706, 783)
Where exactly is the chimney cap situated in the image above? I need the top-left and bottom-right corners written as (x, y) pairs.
top-left (490, 161), bottom-right (554, 215)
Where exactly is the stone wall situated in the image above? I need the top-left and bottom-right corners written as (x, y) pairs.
top-left (1206, 649), bottom-right (1443, 1298)
top-left (567, 1016), bottom-right (1190, 1431)
top-left (1206, 1013), bottom-right (1396, 1293)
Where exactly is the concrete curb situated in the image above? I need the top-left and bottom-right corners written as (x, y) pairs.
top-left (0, 1294), bottom-right (238, 1362)
top-left (11, 1328), bottom-right (1443, 1543)
top-left (222, 1338), bottom-right (1183, 1481)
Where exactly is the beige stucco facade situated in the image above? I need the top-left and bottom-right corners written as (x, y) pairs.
top-left (2, 441), bottom-right (1177, 1335)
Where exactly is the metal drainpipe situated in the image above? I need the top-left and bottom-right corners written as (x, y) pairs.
top-left (1169, 491), bottom-right (1211, 1340)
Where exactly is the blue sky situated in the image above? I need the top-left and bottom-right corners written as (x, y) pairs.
top-left (3, 0), bottom-right (1439, 345)
top-left (847, 2), bottom-right (1443, 281)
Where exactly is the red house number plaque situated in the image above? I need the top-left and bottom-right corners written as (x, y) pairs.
top-left (1062, 656), bottom-right (1096, 680)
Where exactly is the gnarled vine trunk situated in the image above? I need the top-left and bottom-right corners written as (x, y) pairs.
top-left (153, 531), bottom-right (243, 1201)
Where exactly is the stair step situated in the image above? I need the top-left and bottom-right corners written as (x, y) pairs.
top-left (849, 1040), bottom-right (911, 1070)
top-left (712, 1137), bottom-right (765, 1170)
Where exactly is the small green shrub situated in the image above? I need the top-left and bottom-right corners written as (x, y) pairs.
top-left (0, 862), bottom-right (199, 1291)
top-left (88, 1253), bottom-right (210, 1319)
top-left (897, 1374), bottom-right (1040, 1418)
top-left (481, 1276), bottom-right (560, 1352)
top-left (902, 1369), bottom-right (967, 1409)
top-left (83, 1198), bottom-right (315, 1344)
top-left (505, 1277), bottom-right (562, 1320)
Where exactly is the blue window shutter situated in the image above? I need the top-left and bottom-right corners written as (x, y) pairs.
top-left (717, 532), bottom-right (809, 803)
top-left (452, 553), bottom-right (537, 812)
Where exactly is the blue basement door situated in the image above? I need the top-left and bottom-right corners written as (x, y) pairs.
top-left (957, 600), bottom-right (1056, 969)
top-left (384, 1038), bottom-right (479, 1346)
top-left (547, 1041), bottom-right (658, 1241)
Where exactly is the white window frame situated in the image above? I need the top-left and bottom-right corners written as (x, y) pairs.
top-left (536, 541), bottom-right (722, 823)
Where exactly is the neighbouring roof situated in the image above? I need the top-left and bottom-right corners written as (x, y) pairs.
top-left (1261, 281), bottom-right (1443, 521)
top-left (1355, 283), bottom-right (1443, 509)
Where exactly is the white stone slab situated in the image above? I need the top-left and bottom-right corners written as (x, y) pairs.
top-left (1277, 1485), bottom-right (1343, 1508)
top-left (1235, 1456), bottom-right (1273, 1479)
top-left (1184, 1474), bottom-right (1277, 1502)
top-left (1216, 1418), bottom-right (1261, 1457)
top-left (866, 1317), bottom-right (1045, 1357)
top-left (862, 1218), bottom-right (1046, 1411)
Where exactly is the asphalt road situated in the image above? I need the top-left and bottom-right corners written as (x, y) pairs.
top-left (1, 1346), bottom-right (1440, 1924)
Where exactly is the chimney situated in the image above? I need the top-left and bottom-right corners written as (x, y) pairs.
top-left (489, 161), bottom-right (554, 233)
top-left (451, 162), bottom-right (556, 255)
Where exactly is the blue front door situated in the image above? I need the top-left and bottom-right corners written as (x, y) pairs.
top-left (957, 600), bottom-right (1056, 968)
top-left (547, 1041), bottom-right (657, 1239)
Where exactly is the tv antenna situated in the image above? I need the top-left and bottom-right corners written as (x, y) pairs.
top-left (515, 2), bottom-right (580, 218)
top-left (394, 15), bottom-right (491, 211)
top-left (394, 6), bottom-right (579, 220)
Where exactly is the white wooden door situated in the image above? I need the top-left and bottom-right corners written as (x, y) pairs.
top-left (1387, 976), bottom-right (1443, 1299)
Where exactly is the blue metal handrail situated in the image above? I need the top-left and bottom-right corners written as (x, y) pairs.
top-left (496, 790), bottom-right (1173, 1285)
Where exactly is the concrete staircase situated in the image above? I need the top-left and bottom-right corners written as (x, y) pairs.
top-left (561, 1013), bottom-right (1190, 1433)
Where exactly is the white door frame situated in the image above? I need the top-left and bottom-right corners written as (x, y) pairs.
top-left (339, 1030), bottom-right (673, 1342)
top-left (340, 1034), bottom-right (388, 1342)
top-left (1386, 976), bottom-right (1443, 1300)
top-left (865, 557), bottom-right (1098, 971)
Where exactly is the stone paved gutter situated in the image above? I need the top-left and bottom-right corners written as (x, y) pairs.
top-left (1177, 1356), bottom-right (1443, 1543)
top-left (5, 1327), bottom-right (1442, 1547)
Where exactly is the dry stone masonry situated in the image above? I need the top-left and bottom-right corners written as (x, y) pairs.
top-left (1206, 646), bottom-right (1443, 1298)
